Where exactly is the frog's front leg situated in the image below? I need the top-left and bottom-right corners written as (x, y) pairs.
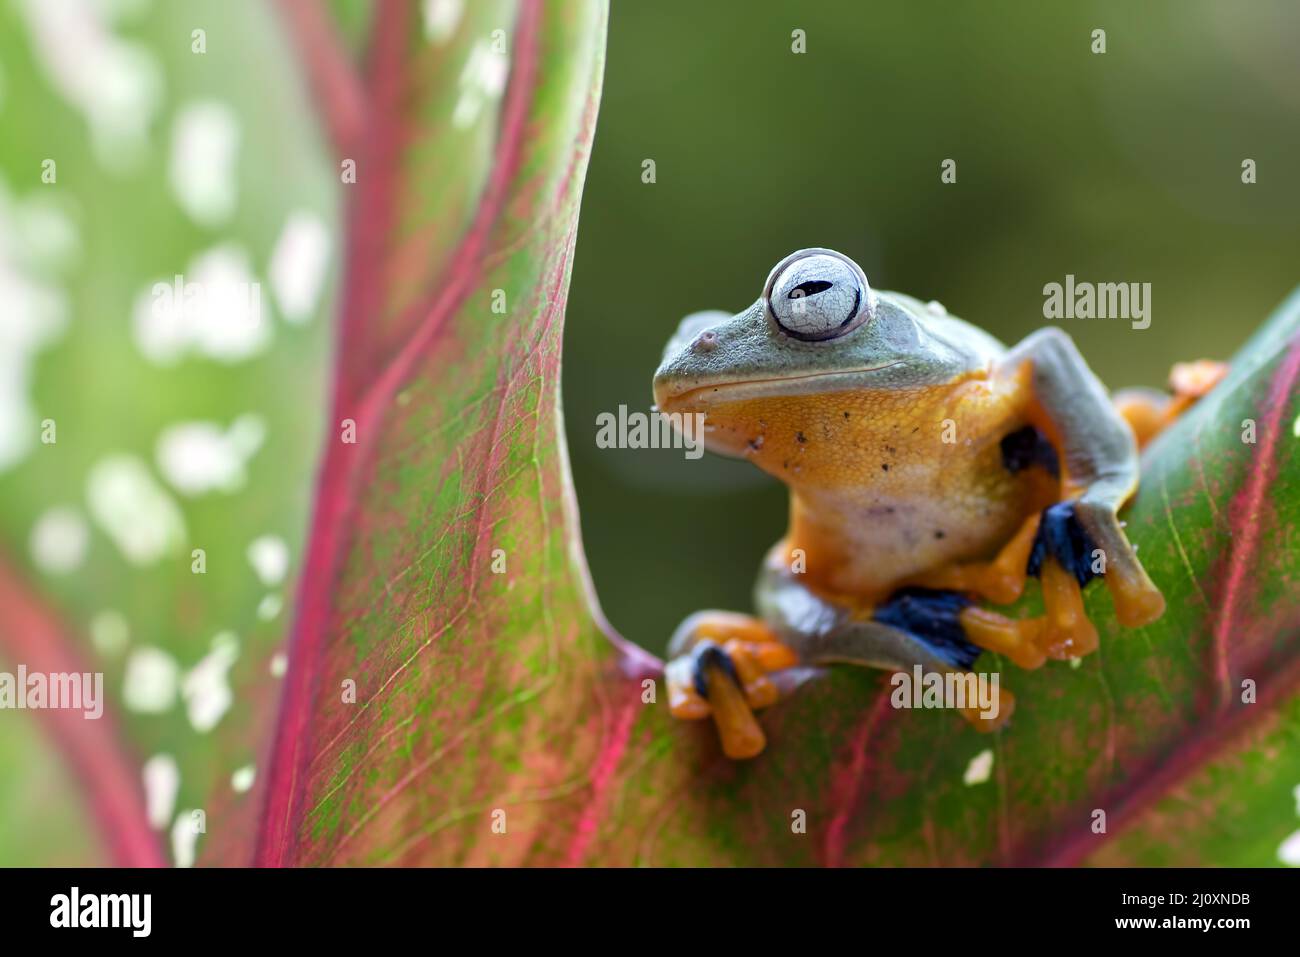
top-left (1001, 327), bottom-right (1166, 643)
top-left (664, 611), bottom-right (798, 759)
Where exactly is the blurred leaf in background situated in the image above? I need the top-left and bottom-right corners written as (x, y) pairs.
top-left (0, 0), bottom-right (336, 865)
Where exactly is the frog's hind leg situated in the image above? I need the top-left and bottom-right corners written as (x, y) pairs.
top-left (782, 586), bottom-right (1017, 732)
top-left (664, 611), bottom-right (798, 759)
top-left (1112, 387), bottom-right (1171, 449)
top-left (960, 495), bottom-right (1155, 662)
top-left (868, 588), bottom-right (1017, 731)
top-left (957, 501), bottom-right (1107, 662)
top-left (899, 498), bottom-right (1121, 665)
top-left (1114, 359), bottom-right (1228, 447)
top-left (956, 605), bottom-right (1046, 671)
top-left (927, 500), bottom-right (1147, 664)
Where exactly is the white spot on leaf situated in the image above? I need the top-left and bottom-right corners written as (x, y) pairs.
top-left (156, 414), bottom-right (265, 496)
top-left (132, 243), bottom-right (268, 365)
top-left (422, 0), bottom-right (464, 43)
top-left (1279, 829), bottom-right (1300, 866)
top-left (231, 764), bottom-right (255, 794)
top-left (142, 753), bottom-right (179, 829)
top-left (168, 101), bottom-right (240, 227)
top-left (269, 652), bottom-right (287, 678)
top-left (0, 178), bottom-right (70, 473)
top-left (29, 506), bottom-right (89, 573)
top-left (247, 535), bottom-right (289, 586)
top-left (452, 40), bottom-right (508, 129)
top-left (170, 810), bottom-right (199, 868)
top-left (15, 0), bottom-right (163, 171)
top-left (86, 455), bottom-right (186, 564)
top-left (122, 646), bottom-right (180, 713)
top-left (180, 632), bottom-right (238, 732)
top-left (269, 211), bottom-right (330, 324)
top-left (11, 196), bottom-right (80, 272)
top-left (963, 748), bottom-right (994, 786)
top-left (257, 593), bottom-right (283, 621)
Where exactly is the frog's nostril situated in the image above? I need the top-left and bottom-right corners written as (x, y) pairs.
top-left (692, 330), bottom-right (719, 353)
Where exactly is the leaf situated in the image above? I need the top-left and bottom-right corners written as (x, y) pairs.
top-left (255, 0), bottom-right (628, 865)
top-left (5, 0), bottom-right (1297, 870)
top-left (0, 0), bottom-right (338, 865)
top-left (256, 0), bottom-right (1300, 866)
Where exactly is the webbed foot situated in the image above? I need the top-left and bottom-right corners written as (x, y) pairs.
top-left (664, 612), bottom-right (798, 759)
top-left (871, 588), bottom-right (1017, 732)
top-left (1114, 358), bottom-right (1228, 446)
top-left (1025, 500), bottom-right (1102, 658)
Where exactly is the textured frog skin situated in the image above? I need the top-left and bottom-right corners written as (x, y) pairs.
top-left (651, 248), bottom-right (1195, 759)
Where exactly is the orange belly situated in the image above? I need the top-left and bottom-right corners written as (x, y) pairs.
top-left (785, 459), bottom-right (1040, 601)
top-left (705, 376), bottom-right (1053, 603)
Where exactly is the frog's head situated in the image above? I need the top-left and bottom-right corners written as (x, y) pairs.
top-left (652, 248), bottom-right (985, 457)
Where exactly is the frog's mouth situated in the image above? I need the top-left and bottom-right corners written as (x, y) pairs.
top-left (656, 361), bottom-right (904, 413)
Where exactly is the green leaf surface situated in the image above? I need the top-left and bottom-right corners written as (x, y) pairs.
top-left (255, 0), bottom-right (627, 866)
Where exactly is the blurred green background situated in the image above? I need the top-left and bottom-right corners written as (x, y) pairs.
top-left (565, 0), bottom-right (1300, 656)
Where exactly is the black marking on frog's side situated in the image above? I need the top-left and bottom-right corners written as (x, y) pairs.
top-left (689, 640), bottom-right (741, 698)
top-left (999, 425), bottom-right (1060, 478)
top-left (1026, 501), bottom-right (1100, 587)
top-left (873, 587), bottom-right (981, 670)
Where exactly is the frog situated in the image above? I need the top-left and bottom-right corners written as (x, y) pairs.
top-left (652, 248), bottom-right (1225, 759)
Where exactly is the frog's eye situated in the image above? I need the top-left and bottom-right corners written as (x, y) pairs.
top-left (763, 249), bottom-right (874, 342)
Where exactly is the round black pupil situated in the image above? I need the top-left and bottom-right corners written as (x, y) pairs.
top-left (788, 279), bottom-right (833, 298)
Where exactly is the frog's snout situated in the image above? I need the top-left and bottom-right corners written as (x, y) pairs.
top-left (653, 326), bottom-right (727, 411)
top-left (653, 309), bottom-right (735, 410)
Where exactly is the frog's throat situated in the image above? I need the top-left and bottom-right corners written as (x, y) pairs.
top-left (659, 361), bottom-right (905, 412)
